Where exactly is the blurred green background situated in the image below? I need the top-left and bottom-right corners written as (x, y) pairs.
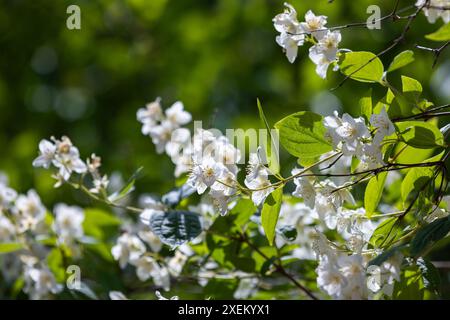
top-left (0, 0), bottom-right (449, 299)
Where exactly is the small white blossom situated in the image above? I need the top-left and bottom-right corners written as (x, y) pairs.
top-left (370, 107), bottom-right (395, 145)
top-left (14, 190), bottom-right (46, 233)
top-left (273, 3), bottom-right (305, 63)
top-left (130, 255), bottom-right (159, 281)
top-left (300, 10), bottom-right (328, 39)
top-left (0, 214), bottom-right (15, 242)
top-left (416, 0), bottom-right (450, 24)
top-left (165, 101), bottom-right (192, 127)
top-left (109, 291), bottom-right (129, 300)
top-left (52, 204), bottom-right (84, 246)
top-left (90, 175), bottom-right (109, 194)
top-left (111, 233), bottom-right (146, 269)
top-left (245, 169), bottom-right (274, 206)
top-left (32, 139), bottom-right (56, 169)
top-left (291, 168), bottom-right (316, 209)
top-left (137, 98), bottom-right (163, 134)
top-left (187, 158), bottom-right (225, 194)
top-left (233, 278), bottom-right (259, 299)
top-left (0, 182), bottom-right (17, 210)
top-left (23, 265), bottom-right (63, 300)
top-left (155, 290), bottom-right (179, 300)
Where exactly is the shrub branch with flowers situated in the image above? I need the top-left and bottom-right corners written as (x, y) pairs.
top-left (1, 0), bottom-right (450, 300)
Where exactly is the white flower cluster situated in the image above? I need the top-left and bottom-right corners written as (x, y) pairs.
top-left (416, 0), bottom-right (450, 23)
top-left (313, 232), bottom-right (402, 299)
top-left (32, 136), bottom-right (87, 185)
top-left (324, 107), bottom-right (394, 170)
top-left (273, 3), bottom-right (342, 78)
top-left (138, 98), bottom-right (249, 215)
top-left (33, 136), bottom-right (110, 195)
top-left (0, 174), bottom-right (85, 299)
top-left (137, 98), bottom-right (192, 155)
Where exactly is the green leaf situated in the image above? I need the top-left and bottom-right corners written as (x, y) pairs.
top-left (150, 210), bottom-right (203, 247)
top-left (209, 198), bottom-right (256, 234)
top-left (0, 242), bottom-right (24, 254)
top-left (364, 172), bottom-right (387, 216)
top-left (257, 98), bottom-right (280, 175)
top-left (401, 166), bottom-right (434, 204)
top-left (274, 111), bottom-right (332, 159)
top-left (410, 216), bottom-right (450, 257)
top-left (401, 75), bottom-right (422, 99)
top-left (417, 258), bottom-right (440, 293)
top-left (359, 88), bottom-right (373, 121)
top-left (393, 264), bottom-right (425, 300)
top-left (261, 186), bottom-right (283, 246)
top-left (387, 51), bottom-right (415, 73)
top-left (369, 217), bottom-right (402, 248)
top-left (338, 51), bottom-right (384, 83)
top-left (425, 23), bottom-right (450, 41)
top-left (108, 166), bottom-right (143, 202)
top-left (396, 121), bottom-right (445, 149)
top-left (83, 208), bottom-right (121, 241)
top-left (374, 88), bottom-right (395, 114)
top-left (47, 249), bottom-right (65, 282)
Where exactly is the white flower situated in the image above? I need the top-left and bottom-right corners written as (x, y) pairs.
top-left (130, 255), bottom-right (159, 281)
top-left (273, 3), bottom-right (305, 63)
top-left (208, 189), bottom-right (231, 216)
top-left (138, 229), bottom-right (162, 252)
top-left (165, 128), bottom-right (191, 159)
top-left (245, 174), bottom-right (274, 206)
top-left (370, 107), bottom-right (395, 144)
top-left (316, 255), bottom-right (346, 299)
top-left (152, 265), bottom-right (171, 291)
top-left (315, 180), bottom-right (355, 229)
top-left (149, 120), bottom-right (175, 154)
top-left (291, 168), bottom-right (316, 209)
top-left (52, 204), bottom-right (84, 246)
top-left (211, 169), bottom-right (237, 197)
top-left (0, 215), bottom-right (15, 242)
top-left (213, 137), bottom-right (241, 172)
top-left (336, 114), bottom-right (370, 155)
top-left (165, 101), bottom-right (192, 127)
top-left (337, 254), bottom-right (367, 299)
top-left (137, 98), bottom-right (163, 135)
top-left (51, 137), bottom-right (87, 180)
top-left (359, 143), bottom-right (385, 170)
top-left (324, 112), bottom-right (370, 155)
top-left (167, 250), bottom-right (188, 277)
top-left (0, 183), bottom-right (17, 210)
top-left (23, 265), bottom-right (63, 300)
top-left (89, 175), bottom-right (109, 194)
top-left (14, 190), bottom-right (46, 232)
top-left (276, 32), bottom-right (305, 63)
top-left (155, 290), bottom-right (179, 300)
top-left (246, 149), bottom-right (270, 180)
top-left (187, 158), bottom-right (225, 194)
top-left (109, 291), bottom-right (129, 300)
top-left (300, 10), bottom-right (328, 40)
top-left (308, 30), bottom-right (342, 79)
top-left (416, 0), bottom-right (450, 24)
top-left (111, 233), bottom-right (146, 269)
top-left (233, 278), bottom-right (259, 299)
top-left (273, 3), bottom-right (300, 34)
top-left (32, 139), bottom-right (56, 169)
